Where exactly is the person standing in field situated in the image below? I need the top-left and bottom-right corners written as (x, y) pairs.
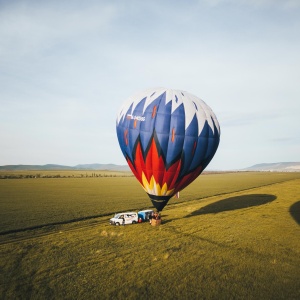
top-left (149, 212), bottom-right (153, 224)
top-left (121, 215), bottom-right (125, 226)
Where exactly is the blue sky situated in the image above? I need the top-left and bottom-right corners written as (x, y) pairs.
top-left (0, 0), bottom-right (299, 170)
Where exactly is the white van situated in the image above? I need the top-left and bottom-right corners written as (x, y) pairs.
top-left (109, 212), bottom-right (138, 226)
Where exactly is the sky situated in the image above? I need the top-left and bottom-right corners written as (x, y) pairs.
top-left (0, 0), bottom-right (299, 170)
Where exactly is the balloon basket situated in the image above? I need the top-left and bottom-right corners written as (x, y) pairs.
top-left (151, 218), bottom-right (162, 226)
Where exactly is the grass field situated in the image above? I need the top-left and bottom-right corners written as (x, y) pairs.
top-left (0, 172), bottom-right (300, 299)
top-left (1, 171), bottom-right (299, 233)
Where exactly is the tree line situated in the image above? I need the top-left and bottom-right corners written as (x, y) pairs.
top-left (0, 173), bottom-right (133, 179)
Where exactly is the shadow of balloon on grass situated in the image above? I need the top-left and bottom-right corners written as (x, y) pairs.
top-left (185, 194), bottom-right (277, 218)
top-left (290, 201), bottom-right (300, 225)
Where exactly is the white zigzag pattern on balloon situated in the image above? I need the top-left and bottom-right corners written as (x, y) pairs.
top-left (116, 87), bottom-right (220, 137)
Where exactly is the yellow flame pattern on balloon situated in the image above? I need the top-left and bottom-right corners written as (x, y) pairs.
top-left (141, 172), bottom-right (174, 196)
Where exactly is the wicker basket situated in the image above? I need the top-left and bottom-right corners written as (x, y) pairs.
top-left (151, 218), bottom-right (162, 226)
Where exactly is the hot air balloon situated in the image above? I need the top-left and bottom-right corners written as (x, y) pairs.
top-left (116, 88), bottom-right (220, 212)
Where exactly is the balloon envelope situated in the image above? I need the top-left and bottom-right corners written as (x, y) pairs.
top-left (116, 88), bottom-right (220, 211)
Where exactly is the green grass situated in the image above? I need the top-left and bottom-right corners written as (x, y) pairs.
top-left (0, 173), bottom-right (300, 300)
top-left (0, 172), bottom-right (299, 233)
top-left (0, 175), bottom-right (299, 299)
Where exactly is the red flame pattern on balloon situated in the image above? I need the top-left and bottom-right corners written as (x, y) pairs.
top-left (126, 136), bottom-right (203, 197)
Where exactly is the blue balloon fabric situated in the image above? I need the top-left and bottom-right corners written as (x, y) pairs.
top-left (116, 88), bottom-right (220, 211)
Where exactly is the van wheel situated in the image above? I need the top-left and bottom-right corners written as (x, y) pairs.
top-left (132, 221), bottom-right (136, 224)
top-left (115, 222), bottom-right (120, 226)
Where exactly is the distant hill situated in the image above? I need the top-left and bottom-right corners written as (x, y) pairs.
top-left (0, 164), bottom-right (130, 171)
top-left (1, 162), bottom-right (299, 172)
top-left (243, 162), bottom-right (300, 172)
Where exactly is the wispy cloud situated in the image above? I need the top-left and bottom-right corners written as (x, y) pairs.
top-left (0, 1), bottom-right (118, 61)
top-left (219, 110), bottom-right (286, 127)
top-left (203, 0), bottom-right (300, 9)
